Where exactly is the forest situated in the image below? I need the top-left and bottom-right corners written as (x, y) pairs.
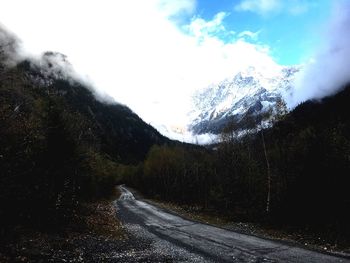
top-left (124, 85), bottom-right (350, 245)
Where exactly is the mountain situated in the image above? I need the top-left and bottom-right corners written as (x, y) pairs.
top-left (189, 66), bottom-right (299, 134)
top-left (17, 52), bottom-right (169, 163)
top-left (0, 38), bottom-right (170, 227)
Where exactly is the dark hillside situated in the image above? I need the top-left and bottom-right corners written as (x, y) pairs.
top-left (265, 85), bottom-right (350, 228)
top-left (0, 38), bottom-right (169, 230)
top-left (17, 58), bottom-right (168, 163)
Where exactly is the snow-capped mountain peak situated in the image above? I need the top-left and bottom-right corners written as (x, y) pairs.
top-left (189, 65), bottom-right (300, 135)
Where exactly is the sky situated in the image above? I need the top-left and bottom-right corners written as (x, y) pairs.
top-left (0, 0), bottom-right (338, 137)
top-left (195, 0), bottom-right (331, 65)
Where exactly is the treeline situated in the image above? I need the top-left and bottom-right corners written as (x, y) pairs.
top-left (125, 86), bottom-right (350, 243)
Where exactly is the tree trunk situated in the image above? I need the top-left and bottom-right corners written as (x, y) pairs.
top-left (261, 130), bottom-right (271, 213)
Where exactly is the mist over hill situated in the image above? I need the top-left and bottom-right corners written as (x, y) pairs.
top-left (1, 28), bottom-right (173, 230)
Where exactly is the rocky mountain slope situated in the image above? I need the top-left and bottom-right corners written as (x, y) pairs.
top-left (189, 66), bottom-right (299, 134)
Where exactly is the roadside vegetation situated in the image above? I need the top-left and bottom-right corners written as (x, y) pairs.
top-left (124, 86), bottom-right (350, 248)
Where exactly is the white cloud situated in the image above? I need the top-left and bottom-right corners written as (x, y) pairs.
top-left (0, 0), bottom-right (280, 141)
top-left (185, 12), bottom-right (228, 39)
top-left (235, 0), bottom-right (314, 16)
top-left (288, 1), bottom-right (350, 107)
top-left (238, 30), bottom-right (261, 41)
top-left (157, 0), bottom-right (196, 17)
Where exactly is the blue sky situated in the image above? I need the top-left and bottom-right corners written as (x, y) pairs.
top-left (188, 0), bottom-right (332, 65)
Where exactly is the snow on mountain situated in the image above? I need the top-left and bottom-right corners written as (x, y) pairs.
top-left (189, 65), bottom-right (300, 135)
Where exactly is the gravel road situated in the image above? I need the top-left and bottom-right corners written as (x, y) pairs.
top-left (116, 185), bottom-right (350, 263)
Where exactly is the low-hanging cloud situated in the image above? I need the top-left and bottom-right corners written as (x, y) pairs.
top-left (0, 26), bottom-right (23, 67)
top-left (0, 0), bottom-right (280, 134)
top-left (288, 1), bottom-right (350, 107)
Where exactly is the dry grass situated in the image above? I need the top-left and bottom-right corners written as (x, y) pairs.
top-left (80, 199), bottom-right (125, 239)
top-left (74, 187), bottom-right (125, 239)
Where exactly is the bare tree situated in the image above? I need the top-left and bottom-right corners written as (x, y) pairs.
top-left (257, 110), bottom-right (273, 213)
top-left (261, 99), bottom-right (288, 213)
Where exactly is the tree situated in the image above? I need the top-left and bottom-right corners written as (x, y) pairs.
top-left (274, 97), bottom-right (288, 122)
top-left (256, 110), bottom-right (273, 214)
